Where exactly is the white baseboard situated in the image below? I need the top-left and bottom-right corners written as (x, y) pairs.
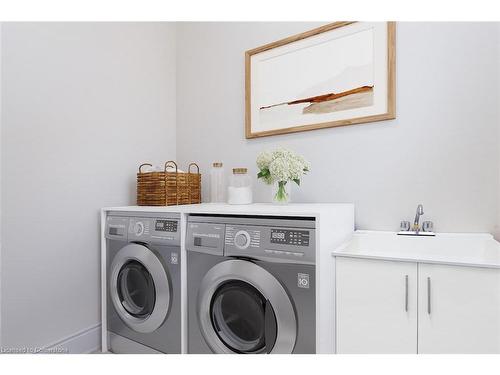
top-left (43, 323), bottom-right (101, 354)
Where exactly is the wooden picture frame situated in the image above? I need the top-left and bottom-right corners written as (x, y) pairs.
top-left (245, 22), bottom-right (396, 139)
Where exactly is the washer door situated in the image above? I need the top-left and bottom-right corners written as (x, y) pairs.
top-left (110, 243), bottom-right (170, 333)
top-left (197, 259), bottom-right (296, 354)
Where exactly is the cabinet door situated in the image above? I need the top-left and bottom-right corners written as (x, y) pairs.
top-left (418, 263), bottom-right (500, 353)
top-left (336, 257), bottom-right (418, 353)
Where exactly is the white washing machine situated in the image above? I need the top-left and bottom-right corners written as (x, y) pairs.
top-left (105, 212), bottom-right (181, 353)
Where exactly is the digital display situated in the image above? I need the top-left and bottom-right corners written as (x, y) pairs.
top-left (271, 232), bottom-right (285, 240)
top-left (270, 229), bottom-right (310, 246)
top-left (155, 220), bottom-right (178, 232)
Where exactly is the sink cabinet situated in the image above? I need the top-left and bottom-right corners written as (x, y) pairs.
top-left (335, 257), bottom-right (500, 354)
top-left (335, 257), bottom-right (417, 353)
top-left (418, 263), bottom-right (500, 353)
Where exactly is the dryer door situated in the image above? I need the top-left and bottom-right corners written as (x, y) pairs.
top-left (197, 259), bottom-right (296, 354)
top-left (110, 243), bottom-right (171, 333)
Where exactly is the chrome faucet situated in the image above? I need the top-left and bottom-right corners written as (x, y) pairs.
top-left (398, 204), bottom-right (435, 236)
top-left (413, 204), bottom-right (424, 232)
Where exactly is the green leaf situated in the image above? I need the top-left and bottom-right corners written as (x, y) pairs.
top-left (257, 168), bottom-right (270, 179)
top-left (293, 179), bottom-right (300, 186)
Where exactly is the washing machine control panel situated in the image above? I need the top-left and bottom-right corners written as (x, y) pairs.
top-left (186, 216), bottom-right (315, 264)
top-left (224, 224), bottom-right (315, 264)
top-left (127, 216), bottom-right (180, 245)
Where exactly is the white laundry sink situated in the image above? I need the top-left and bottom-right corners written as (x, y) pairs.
top-left (333, 230), bottom-right (500, 268)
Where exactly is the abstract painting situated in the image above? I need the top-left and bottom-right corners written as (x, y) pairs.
top-left (245, 22), bottom-right (395, 138)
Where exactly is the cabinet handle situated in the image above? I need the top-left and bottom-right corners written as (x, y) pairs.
top-left (405, 275), bottom-right (409, 312)
top-left (427, 277), bottom-right (431, 315)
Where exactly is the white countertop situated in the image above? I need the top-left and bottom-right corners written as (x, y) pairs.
top-left (103, 202), bottom-right (354, 217)
top-left (333, 230), bottom-right (500, 269)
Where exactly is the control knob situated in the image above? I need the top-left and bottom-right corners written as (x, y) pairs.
top-left (134, 221), bottom-right (145, 236)
top-left (234, 230), bottom-right (251, 250)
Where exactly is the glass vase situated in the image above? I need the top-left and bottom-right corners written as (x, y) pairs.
top-left (273, 181), bottom-right (291, 204)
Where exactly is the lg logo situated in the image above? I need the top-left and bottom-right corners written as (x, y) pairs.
top-left (297, 273), bottom-right (310, 289)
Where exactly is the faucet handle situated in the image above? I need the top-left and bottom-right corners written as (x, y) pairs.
top-left (400, 221), bottom-right (411, 231)
top-left (422, 221), bottom-right (434, 232)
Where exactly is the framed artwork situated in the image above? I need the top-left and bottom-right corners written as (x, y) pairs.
top-left (245, 22), bottom-right (396, 138)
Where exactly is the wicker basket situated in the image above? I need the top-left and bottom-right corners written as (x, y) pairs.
top-left (137, 161), bottom-right (201, 206)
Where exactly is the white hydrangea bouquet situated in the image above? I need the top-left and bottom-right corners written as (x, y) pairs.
top-left (256, 148), bottom-right (310, 203)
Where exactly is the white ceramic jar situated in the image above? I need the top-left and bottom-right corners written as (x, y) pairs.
top-left (210, 162), bottom-right (225, 203)
top-left (227, 168), bottom-right (252, 205)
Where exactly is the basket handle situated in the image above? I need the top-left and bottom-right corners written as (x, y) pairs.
top-left (188, 162), bottom-right (200, 174)
top-left (139, 163), bottom-right (153, 173)
top-left (164, 161), bottom-right (179, 205)
top-left (164, 160), bottom-right (178, 173)
top-left (187, 162), bottom-right (201, 203)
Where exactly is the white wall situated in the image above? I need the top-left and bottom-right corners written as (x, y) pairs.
top-left (176, 22), bottom-right (500, 234)
top-left (497, 23), bottom-right (500, 240)
top-left (0, 23), bottom-right (177, 348)
top-left (0, 23), bottom-right (3, 348)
